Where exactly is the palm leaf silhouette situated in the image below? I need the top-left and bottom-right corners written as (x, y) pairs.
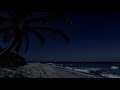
top-left (32, 30), bottom-right (45, 44)
top-left (0, 11), bottom-right (71, 55)
top-left (24, 33), bottom-right (30, 53)
top-left (14, 35), bottom-right (22, 53)
top-left (33, 27), bottom-right (70, 43)
top-left (28, 15), bottom-right (72, 24)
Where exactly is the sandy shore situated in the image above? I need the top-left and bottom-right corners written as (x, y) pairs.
top-left (49, 65), bottom-right (102, 78)
top-left (0, 63), bottom-right (102, 78)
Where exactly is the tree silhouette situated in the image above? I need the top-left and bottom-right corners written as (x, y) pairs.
top-left (0, 11), bottom-right (71, 56)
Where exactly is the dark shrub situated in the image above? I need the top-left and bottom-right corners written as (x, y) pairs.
top-left (0, 51), bottom-right (27, 68)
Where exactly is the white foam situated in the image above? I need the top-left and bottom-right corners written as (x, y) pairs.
top-left (74, 68), bottom-right (89, 73)
top-left (65, 67), bottom-right (73, 70)
top-left (101, 73), bottom-right (120, 78)
top-left (111, 66), bottom-right (119, 70)
top-left (59, 66), bottom-right (64, 69)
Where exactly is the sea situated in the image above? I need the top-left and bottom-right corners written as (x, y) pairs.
top-left (46, 62), bottom-right (120, 78)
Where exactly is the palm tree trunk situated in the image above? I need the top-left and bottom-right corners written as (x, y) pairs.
top-left (0, 39), bottom-right (18, 56)
top-left (0, 47), bottom-right (10, 56)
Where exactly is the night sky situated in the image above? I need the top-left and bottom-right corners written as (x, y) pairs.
top-left (20, 12), bottom-right (120, 62)
top-left (0, 1), bottom-right (120, 62)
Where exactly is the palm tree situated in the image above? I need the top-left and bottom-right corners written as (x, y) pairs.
top-left (0, 11), bottom-right (71, 56)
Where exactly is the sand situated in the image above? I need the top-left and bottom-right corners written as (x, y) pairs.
top-left (0, 63), bottom-right (102, 78)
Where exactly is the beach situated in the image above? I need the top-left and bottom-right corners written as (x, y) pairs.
top-left (0, 63), bottom-right (102, 78)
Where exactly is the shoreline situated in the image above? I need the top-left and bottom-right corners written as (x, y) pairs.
top-left (49, 64), bottom-right (104, 78)
top-left (0, 62), bottom-right (104, 78)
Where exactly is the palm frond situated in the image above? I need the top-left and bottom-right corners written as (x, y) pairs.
top-left (2, 33), bottom-right (12, 43)
top-left (0, 27), bottom-right (14, 42)
top-left (33, 27), bottom-right (70, 43)
top-left (0, 12), bottom-right (70, 56)
top-left (5, 37), bottom-right (19, 52)
top-left (24, 33), bottom-right (30, 53)
top-left (27, 15), bottom-right (72, 24)
top-left (15, 36), bottom-right (22, 53)
top-left (31, 30), bottom-right (45, 44)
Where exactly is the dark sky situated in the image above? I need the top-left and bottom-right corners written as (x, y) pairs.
top-left (18, 12), bottom-right (120, 62)
top-left (0, 1), bottom-right (120, 62)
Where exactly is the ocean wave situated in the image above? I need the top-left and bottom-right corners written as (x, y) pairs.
top-left (101, 73), bottom-right (120, 78)
top-left (74, 68), bottom-right (89, 73)
top-left (47, 63), bottom-right (120, 78)
top-left (65, 67), bottom-right (73, 70)
top-left (111, 66), bottom-right (119, 70)
top-left (73, 68), bottom-right (104, 77)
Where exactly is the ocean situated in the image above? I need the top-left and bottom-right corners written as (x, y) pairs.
top-left (47, 62), bottom-right (120, 78)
